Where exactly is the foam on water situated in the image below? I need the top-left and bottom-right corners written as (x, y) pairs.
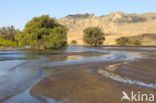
top-left (98, 69), bottom-right (156, 89)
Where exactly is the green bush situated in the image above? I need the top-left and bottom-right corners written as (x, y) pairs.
top-left (129, 39), bottom-right (141, 46)
top-left (16, 15), bottom-right (68, 49)
top-left (116, 37), bottom-right (141, 46)
top-left (83, 27), bottom-right (105, 46)
top-left (0, 38), bottom-right (17, 46)
top-left (70, 40), bottom-right (77, 45)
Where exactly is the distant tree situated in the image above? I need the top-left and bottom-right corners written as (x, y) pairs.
top-left (83, 27), bottom-right (105, 46)
top-left (116, 37), bottom-right (141, 46)
top-left (16, 15), bottom-right (68, 49)
top-left (70, 40), bottom-right (77, 45)
top-left (0, 26), bottom-right (18, 41)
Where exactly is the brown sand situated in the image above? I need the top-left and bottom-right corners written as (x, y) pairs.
top-left (30, 49), bottom-right (156, 103)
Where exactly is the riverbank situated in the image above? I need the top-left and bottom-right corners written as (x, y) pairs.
top-left (29, 47), bottom-right (156, 103)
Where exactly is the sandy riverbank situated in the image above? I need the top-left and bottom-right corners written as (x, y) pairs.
top-left (30, 48), bottom-right (156, 103)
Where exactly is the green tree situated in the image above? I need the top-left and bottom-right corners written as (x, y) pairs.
top-left (0, 26), bottom-right (18, 41)
top-left (83, 27), bottom-right (105, 46)
top-left (16, 15), bottom-right (67, 49)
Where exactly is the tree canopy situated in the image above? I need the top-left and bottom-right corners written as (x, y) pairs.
top-left (83, 27), bottom-right (105, 46)
top-left (16, 15), bottom-right (68, 49)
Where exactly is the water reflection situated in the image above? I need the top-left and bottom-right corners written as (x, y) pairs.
top-left (0, 50), bottom-right (38, 61)
top-left (66, 55), bottom-right (84, 61)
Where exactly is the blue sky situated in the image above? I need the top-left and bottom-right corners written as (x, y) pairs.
top-left (0, 0), bottom-right (156, 30)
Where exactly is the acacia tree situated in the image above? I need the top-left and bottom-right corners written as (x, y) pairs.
top-left (83, 27), bottom-right (105, 46)
top-left (16, 15), bottom-right (67, 49)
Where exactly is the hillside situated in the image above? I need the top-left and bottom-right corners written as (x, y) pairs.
top-left (58, 12), bottom-right (156, 45)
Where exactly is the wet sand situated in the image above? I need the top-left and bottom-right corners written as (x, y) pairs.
top-left (1, 49), bottom-right (109, 103)
top-left (30, 47), bottom-right (156, 103)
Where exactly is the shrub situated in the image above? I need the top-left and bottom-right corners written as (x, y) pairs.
top-left (0, 38), bottom-right (17, 46)
top-left (70, 40), bottom-right (77, 45)
top-left (129, 39), bottom-right (141, 46)
top-left (116, 37), bottom-right (141, 46)
top-left (116, 37), bottom-right (130, 46)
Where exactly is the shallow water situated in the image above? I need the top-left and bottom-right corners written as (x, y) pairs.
top-left (0, 46), bottom-right (155, 103)
top-left (98, 69), bottom-right (156, 89)
top-left (44, 46), bottom-right (143, 67)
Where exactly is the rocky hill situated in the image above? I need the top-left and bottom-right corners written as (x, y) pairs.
top-left (58, 12), bottom-right (156, 45)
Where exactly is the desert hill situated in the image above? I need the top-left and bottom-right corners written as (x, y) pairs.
top-left (58, 12), bottom-right (156, 45)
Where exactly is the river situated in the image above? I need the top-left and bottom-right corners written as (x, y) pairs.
top-left (0, 46), bottom-right (156, 103)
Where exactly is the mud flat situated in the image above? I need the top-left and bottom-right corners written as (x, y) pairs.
top-left (1, 47), bottom-right (108, 103)
top-left (30, 46), bottom-right (156, 103)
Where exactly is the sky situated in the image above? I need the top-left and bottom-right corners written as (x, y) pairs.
top-left (0, 0), bottom-right (156, 30)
